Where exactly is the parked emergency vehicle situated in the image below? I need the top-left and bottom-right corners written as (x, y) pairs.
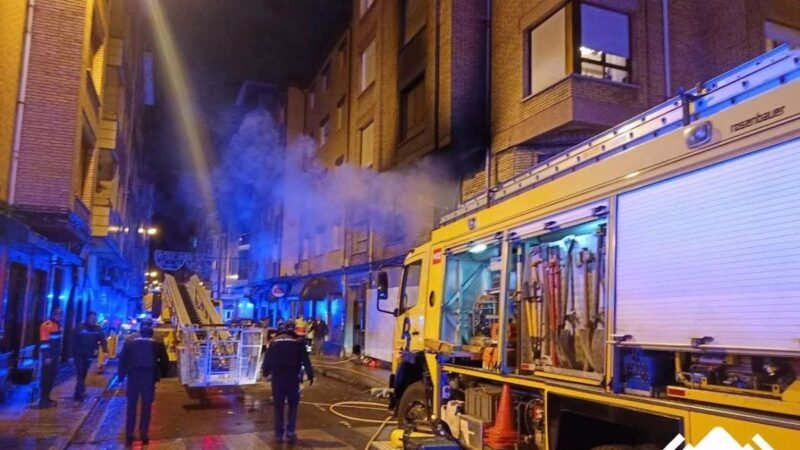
top-left (376, 45), bottom-right (800, 449)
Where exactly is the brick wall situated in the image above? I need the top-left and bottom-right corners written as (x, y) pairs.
top-left (459, 0), bottom-right (799, 204)
top-left (14, 0), bottom-right (89, 209)
top-left (0, 0), bottom-right (27, 203)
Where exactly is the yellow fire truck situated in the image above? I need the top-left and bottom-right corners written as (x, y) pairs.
top-left (376, 46), bottom-right (800, 449)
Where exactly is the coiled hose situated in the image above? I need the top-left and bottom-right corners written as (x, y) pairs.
top-left (301, 400), bottom-right (394, 449)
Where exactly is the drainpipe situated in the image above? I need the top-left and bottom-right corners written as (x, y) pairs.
top-left (433, 0), bottom-right (441, 156)
top-left (662, 0), bottom-right (672, 98)
top-left (484, 0), bottom-right (493, 209)
top-left (9, 0), bottom-right (36, 205)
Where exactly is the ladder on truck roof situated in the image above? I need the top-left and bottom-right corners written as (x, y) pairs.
top-left (441, 44), bottom-right (800, 225)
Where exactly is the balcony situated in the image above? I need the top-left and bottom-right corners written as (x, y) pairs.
top-left (494, 75), bottom-right (642, 152)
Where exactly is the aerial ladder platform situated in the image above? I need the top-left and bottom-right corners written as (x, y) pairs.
top-left (163, 274), bottom-right (263, 387)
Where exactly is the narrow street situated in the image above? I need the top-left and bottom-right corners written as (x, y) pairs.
top-left (69, 375), bottom-right (389, 449)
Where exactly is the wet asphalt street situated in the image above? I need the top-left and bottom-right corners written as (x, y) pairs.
top-left (68, 374), bottom-right (390, 449)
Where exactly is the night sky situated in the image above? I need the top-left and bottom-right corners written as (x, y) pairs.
top-left (145, 0), bottom-right (350, 251)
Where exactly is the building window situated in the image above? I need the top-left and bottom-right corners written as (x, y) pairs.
top-left (360, 122), bottom-right (375, 168)
top-left (578, 4), bottom-right (630, 83)
top-left (308, 87), bottom-right (315, 110)
top-left (238, 249), bottom-right (250, 280)
top-left (526, 8), bottom-right (567, 95)
top-left (321, 63), bottom-right (331, 93)
top-left (361, 0), bottom-right (376, 17)
top-left (765, 21), bottom-right (800, 50)
top-left (332, 222), bottom-right (343, 248)
top-left (302, 236), bottom-right (310, 260)
top-left (361, 40), bottom-right (376, 92)
top-left (315, 229), bottom-right (326, 256)
top-left (79, 131), bottom-right (95, 197)
top-left (338, 41), bottom-right (347, 68)
top-left (402, 0), bottom-right (426, 45)
top-left (320, 116), bottom-right (330, 147)
top-left (401, 76), bottom-right (425, 140)
top-left (524, 3), bottom-right (630, 96)
top-left (336, 97), bottom-right (345, 130)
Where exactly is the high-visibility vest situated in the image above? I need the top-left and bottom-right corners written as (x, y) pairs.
top-left (295, 318), bottom-right (306, 335)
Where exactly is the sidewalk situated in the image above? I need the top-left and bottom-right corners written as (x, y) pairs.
top-left (0, 361), bottom-right (114, 449)
top-left (312, 355), bottom-right (391, 390)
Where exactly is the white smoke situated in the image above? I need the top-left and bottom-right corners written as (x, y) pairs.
top-left (208, 108), bottom-right (458, 254)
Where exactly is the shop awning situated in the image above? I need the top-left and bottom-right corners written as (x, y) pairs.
top-left (300, 277), bottom-right (337, 301)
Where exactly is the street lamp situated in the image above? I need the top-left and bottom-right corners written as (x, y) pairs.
top-left (138, 226), bottom-right (159, 235)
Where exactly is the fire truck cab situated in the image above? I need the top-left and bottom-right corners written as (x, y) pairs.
top-left (378, 45), bottom-right (800, 449)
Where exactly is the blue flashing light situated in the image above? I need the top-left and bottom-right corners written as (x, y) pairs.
top-left (47, 293), bottom-right (54, 300)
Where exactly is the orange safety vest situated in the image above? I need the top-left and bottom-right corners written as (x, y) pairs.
top-left (40, 320), bottom-right (61, 342)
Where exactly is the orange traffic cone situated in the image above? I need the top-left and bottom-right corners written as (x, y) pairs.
top-left (484, 383), bottom-right (519, 450)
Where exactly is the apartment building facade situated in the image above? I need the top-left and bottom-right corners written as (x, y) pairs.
top-left (252, 0), bottom-right (489, 358)
top-left (247, 0), bottom-right (799, 361)
top-left (0, 0), bottom-right (154, 373)
top-left (462, 0), bottom-right (800, 199)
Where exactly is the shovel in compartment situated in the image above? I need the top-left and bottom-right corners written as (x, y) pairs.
top-left (556, 239), bottom-right (577, 369)
top-left (588, 225), bottom-right (607, 372)
top-left (576, 247), bottom-right (594, 372)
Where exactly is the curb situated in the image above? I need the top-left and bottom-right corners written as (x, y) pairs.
top-left (57, 373), bottom-right (117, 450)
top-left (315, 365), bottom-right (389, 391)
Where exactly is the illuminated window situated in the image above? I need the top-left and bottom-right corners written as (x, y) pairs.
top-left (578, 4), bottom-right (630, 83)
top-left (360, 40), bottom-right (376, 92)
top-left (360, 122), bottom-right (375, 168)
top-left (524, 3), bottom-right (630, 96)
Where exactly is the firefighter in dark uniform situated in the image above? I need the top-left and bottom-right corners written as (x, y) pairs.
top-left (118, 325), bottom-right (169, 445)
top-left (73, 311), bottom-right (108, 400)
top-left (38, 308), bottom-right (63, 408)
top-left (262, 320), bottom-right (314, 444)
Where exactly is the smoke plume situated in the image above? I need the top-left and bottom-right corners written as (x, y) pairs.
top-left (207, 108), bottom-right (458, 255)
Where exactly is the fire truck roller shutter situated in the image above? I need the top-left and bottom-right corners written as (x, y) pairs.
top-left (614, 137), bottom-right (800, 352)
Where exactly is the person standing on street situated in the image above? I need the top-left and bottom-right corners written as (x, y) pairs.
top-left (295, 314), bottom-right (307, 337)
top-left (73, 311), bottom-right (108, 400)
top-left (118, 325), bottom-right (169, 445)
top-left (262, 320), bottom-right (314, 444)
top-left (312, 318), bottom-right (328, 356)
top-left (38, 308), bottom-right (63, 408)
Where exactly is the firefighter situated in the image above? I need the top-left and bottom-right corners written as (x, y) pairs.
top-left (262, 320), bottom-right (314, 444)
top-left (73, 311), bottom-right (108, 400)
top-left (38, 308), bottom-right (63, 408)
top-left (118, 325), bottom-right (169, 445)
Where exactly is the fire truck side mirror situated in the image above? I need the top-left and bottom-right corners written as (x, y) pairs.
top-left (376, 271), bottom-right (393, 315)
top-left (376, 271), bottom-right (389, 300)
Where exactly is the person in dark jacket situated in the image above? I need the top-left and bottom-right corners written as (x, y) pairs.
top-left (38, 308), bottom-right (63, 408)
top-left (73, 311), bottom-right (108, 400)
top-left (118, 325), bottom-right (169, 445)
top-left (262, 320), bottom-right (314, 444)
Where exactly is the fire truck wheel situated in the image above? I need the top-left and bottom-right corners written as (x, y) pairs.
top-left (397, 381), bottom-right (429, 427)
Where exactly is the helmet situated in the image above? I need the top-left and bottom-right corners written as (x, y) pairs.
top-left (281, 319), bottom-right (296, 332)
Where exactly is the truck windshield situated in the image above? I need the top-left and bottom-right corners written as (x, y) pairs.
top-left (399, 262), bottom-right (422, 312)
